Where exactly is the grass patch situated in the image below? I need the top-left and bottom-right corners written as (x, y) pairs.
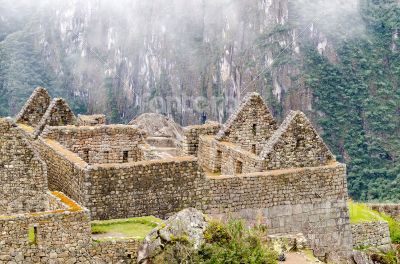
top-left (91, 216), bottom-right (162, 241)
top-left (348, 201), bottom-right (385, 223)
top-left (28, 226), bottom-right (36, 245)
top-left (349, 201), bottom-right (400, 243)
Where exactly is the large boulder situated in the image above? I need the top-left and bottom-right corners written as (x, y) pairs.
top-left (137, 208), bottom-right (208, 264)
top-left (129, 113), bottom-right (183, 141)
top-left (267, 233), bottom-right (308, 261)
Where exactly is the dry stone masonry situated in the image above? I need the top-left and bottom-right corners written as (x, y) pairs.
top-left (260, 111), bottom-right (335, 169)
top-left (351, 222), bottom-right (392, 250)
top-left (0, 117), bottom-right (140, 263)
top-left (16, 87), bottom-right (51, 128)
top-left (33, 98), bottom-right (77, 138)
top-left (216, 92), bottom-right (278, 154)
top-left (368, 204), bottom-right (400, 221)
top-left (77, 114), bottom-right (107, 126)
top-left (181, 121), bottom-right (221, 156)
top-left (0, 118), bottom-right (48, 214)
top-left (41, 125), bottom-right (146, 164)
top-left (1, 88), bottom-right (392, 263)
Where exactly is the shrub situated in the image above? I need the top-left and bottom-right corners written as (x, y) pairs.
top-left (199, 220), bottom-right (277, 264)
top-left (153, 220), bottom-right (277, 264)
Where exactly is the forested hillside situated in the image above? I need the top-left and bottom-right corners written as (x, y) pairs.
top-left (0, 0), bottom-right (399, 201)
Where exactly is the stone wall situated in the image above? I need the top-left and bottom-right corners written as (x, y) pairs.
top-left (215, 93), bottom-right (277, 154)
top-left (260, 111), bottom-right (335, 170)
top-left (77, 114), bottom-right (107, 126)
top-left (35, 138), bottom-right (88, 204)
top-left (37, 135), bottom-right (353, 260)
top-left (198, 135), bottom-right (264, 175)
top-left (86, 157), bottom-right (204, 220)
top-left (0, 118), bottom-right (48, 214)
top-left (0, 188), bottom-right (142, 263)
top-left (0, 192), bottom-right (92, 264)
top-left (34, 98), bottom-right (77, 138)
top-left (202, 163), bottom-right (353, 260)
top-left (181, 121), bottom-right (221, 156)
top-left (16, 87), bottom-right (51, 127)
top-left (368, 204), bottom-right (400, 221)
top-left (41, 125), bottom-right (146, 164)
top-left (90, 240), bottom-right (140, 263)
top-left (351, 222), bottom-right (391, 249)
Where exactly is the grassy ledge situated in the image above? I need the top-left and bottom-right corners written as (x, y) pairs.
top-left (348, 201), bottom-right (400, 243)
top-left (91, 216), bottom-right (163, 241)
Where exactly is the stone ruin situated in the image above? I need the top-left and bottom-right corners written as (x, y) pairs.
top-left (0, 87), bottom-right (394, 263)
top-left (77, 114), bottom-right (106, 126)
top-left (15, 87), bottom-right (77, 138)
top-left (0, 118), bottom-right (48, 214)
top-left (15, 87), bottom-right (51, 128)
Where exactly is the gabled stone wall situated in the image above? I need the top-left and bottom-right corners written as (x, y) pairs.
top-left (34, 98), bottom-right (76, 138)
top-left (260, 111), bottom-right (335, 169)
top-left (216, 93), bottom-right (277, 153)
top-left (16, 87), bottom-right (51, 128)
top-left (0, 118), bottom-right (48, 214)
top-left (41, 125), bottom-right (146, 164)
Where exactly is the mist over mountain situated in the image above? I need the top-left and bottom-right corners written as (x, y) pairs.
top-left (0, 0), bottom-right (399, 201)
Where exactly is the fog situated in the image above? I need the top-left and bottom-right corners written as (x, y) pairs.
top-left (0, 0), bottom-right (373, 123)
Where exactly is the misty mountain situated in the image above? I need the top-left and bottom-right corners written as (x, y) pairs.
top-left (0, 0), bottom-right (399, 201)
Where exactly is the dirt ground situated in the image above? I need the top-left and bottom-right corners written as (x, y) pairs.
top-left (280, 252), bottom-right (320, 264)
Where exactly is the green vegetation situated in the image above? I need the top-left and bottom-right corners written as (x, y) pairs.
top-left (304, 0), bottom-right (400, 202)
top-left (91, 216), bottom-right (162, 241)
top-left (357, 248), bottom-right (398, 264)
top-left (348, 201), bottom-right (386, 223)
top-left (200, 220), bottom-right (277, 264)
top-left (348, 201), bottom-right (400, 243)
top-left (153, 220), bottom-right (277, 264)
top-left (28, 226), bottom-right (36, 245)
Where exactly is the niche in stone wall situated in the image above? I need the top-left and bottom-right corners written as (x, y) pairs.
top-left (252, 144), bottom-right (256, 154)
top-left (28, 224), bottom-right (38, 245)
top-left (103, 151), bottom-right (110, 161)
top-left (123, 151), bottom-right (129, 163)
top-left (252, 124), bottom-right (257, 136)
top-left (235, 160), bottom-right (243, 174)
top-left (215, 150), bottom-right (222, 173)
top-left (83, 149), bottom-right (89, 163)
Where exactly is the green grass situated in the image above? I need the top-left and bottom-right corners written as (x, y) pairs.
top-left (348, 201), bottom-right (385, 223)
top-left (348, 201), bottom-right (400, 243)
top-left (91, 216), bottom-right (162, 241)
top-left (28, 226), bottom-right (36, 245)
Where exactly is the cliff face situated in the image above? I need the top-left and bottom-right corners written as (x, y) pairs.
top-left (34, 0), bottom-right (296, 124)
top-left (0, 0), bottom-right (341, 123)
top-left (5, 0), bottom-right (307, 124)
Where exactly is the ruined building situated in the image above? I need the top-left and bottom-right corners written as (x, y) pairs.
top-left (0, 87), bottom-right (391, 263)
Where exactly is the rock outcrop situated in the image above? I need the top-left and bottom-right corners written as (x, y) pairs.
top-left (137, 208), bottom-right (208, 264)
top-left (129, 113), bottom-right (183, 141)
